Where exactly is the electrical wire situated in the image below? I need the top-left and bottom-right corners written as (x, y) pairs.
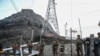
top-left (10, 0), bottom-right (18, 12)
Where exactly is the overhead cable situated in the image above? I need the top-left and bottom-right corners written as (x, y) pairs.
top-left (10, 0), bottom-right (18, 12)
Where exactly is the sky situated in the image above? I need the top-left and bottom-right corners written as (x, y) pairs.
top-left (0, 0), bottom-right (100, 38)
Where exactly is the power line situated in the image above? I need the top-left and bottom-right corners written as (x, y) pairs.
top-left (10, 0), bottom-right (18, 12)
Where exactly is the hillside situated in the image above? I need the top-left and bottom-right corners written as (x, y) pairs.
top-left (0, 9), bottom-right (58, 47)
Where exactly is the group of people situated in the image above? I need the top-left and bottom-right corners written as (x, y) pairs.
top-left (84, 32), bottom-right (100, 56)
top-left (51, 32), bottom-right (100, 56)
top-left (38, 39), bottom-right (65, 56)
top-left (76, 32), bottom-right (100, 56)
top-left (50, 35), bottom-right (83, 56)
top-left (0, 32), bottom-right (100, 56)
top-left (38, 35), bottom-right (83, 56)
top-left (52, 40), bottom-right (65, 56)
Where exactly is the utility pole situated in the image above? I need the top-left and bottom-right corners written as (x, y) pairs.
top-left (70, 28), bottom-right (77, 56)
top-left (70, 28), bottom-right (73, 56)
top-left (72, 30), bottom-right (77, 38)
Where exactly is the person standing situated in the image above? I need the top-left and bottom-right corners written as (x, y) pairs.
top-left (27, 40), bottom-right (33, 54)
top-left (84, 38), bottom-right (90, 56)
top-left (94, 32), bottom-right (100, 56)
top-left (59, 42), bottom-right (65, 56)
top-left (0, 43), bottom-right (4, 56)
top-left (76, 35), bottom-right (83, 56)
top-left (52, 40), bottom-right (58, 56)
top-left (38, 39), bottom-right (45, 56)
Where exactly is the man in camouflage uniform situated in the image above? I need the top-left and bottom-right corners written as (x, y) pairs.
top-left (52, 40), bottom-right (58, 56)
top-left (38, 39), bottom-right (45, 56)
top-left (59, 42), bottom-right (65, 56)
top-left (27, 40), bottom-right (33, 54)
top-left (76, 35), bottom-right (83, 56)
top-left (98, 32), bottom-right (100, 56)
top-left (84, 38), bottom-right (90, 56)
top-left (12, 43), bottom-right (20, 56)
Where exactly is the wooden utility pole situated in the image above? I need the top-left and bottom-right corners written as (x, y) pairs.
top-left (90, 34), bottom-right (94, 56)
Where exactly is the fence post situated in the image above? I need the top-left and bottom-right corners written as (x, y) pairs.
top-left (90, 34), bottom-right (94, 56)
top-left (20, 47), bottom-right (23, 56)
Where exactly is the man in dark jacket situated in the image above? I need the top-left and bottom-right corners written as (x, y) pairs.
top-left (59, 42), bottom-right (65, 56)
top-left (94, 32), bottom-right (100, 56)
top-left (84, 38), bottom-right (90, 56)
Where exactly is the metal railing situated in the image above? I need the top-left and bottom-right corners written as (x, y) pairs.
top-left (2, 42), bottom-right (39, 56)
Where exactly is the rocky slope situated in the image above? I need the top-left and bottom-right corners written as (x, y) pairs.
top-left (0, 9), bottom-right (57, 45)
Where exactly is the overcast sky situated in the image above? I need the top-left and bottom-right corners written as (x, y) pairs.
top-left (0, 0), bottom-right (100, 38)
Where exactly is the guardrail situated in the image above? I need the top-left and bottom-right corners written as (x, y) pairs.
top-left (2, 42), bottom-right (39, 56)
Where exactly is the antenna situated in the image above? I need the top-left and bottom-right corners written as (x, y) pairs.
top-left (65, 22), bottom-right (67, 38)
top-left (78, 18), bottom-right (82, 37)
